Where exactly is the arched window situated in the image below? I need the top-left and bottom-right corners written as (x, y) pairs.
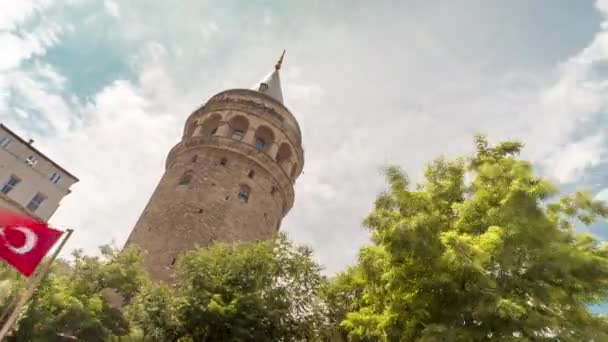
top-left (254, 126), bottom-right (274, 152)
top-left (201, 114), bottom-right (222, 137)
top-left (238, 185), bottom-right (250, 203)
top-left (179, 171), bottom-right (193, 185)
top-left (276, 143), bottom-right (292, 163)
top-left (229, 115), bottom-right (249, 142)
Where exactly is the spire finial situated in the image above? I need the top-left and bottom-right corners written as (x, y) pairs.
top-left (275, 49), bottom-right (286, 71)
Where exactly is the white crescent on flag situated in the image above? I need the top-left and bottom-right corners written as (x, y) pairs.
top-left (7, 227), bottom-right (37, 254)
top-left (0, 226), bottom-right (38, 255)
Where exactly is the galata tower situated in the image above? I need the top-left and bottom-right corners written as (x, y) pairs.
top-left (125, 52), bottom-right (304, 283)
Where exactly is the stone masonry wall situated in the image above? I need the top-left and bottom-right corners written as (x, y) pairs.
top-left (125, 89), bottom-right (303, 283)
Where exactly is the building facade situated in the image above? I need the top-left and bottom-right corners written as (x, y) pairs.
top-left (125, 55), bottom-right (304, 283)
top-left (0, 124), bottom-right (78, 222)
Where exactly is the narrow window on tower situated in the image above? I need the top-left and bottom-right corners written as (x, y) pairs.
top-left (238, 185), bottom-right (250, 203)
top-left (248, 170), bottom-right (255, 179)
top-left (220, 158), bottom-right (228, 166)
top-left (254, 137), bottom-right (265, 151)
top-left (231, 130), bottom-right (244, 141)
top-left (270, 186), bottom-right (277, 195)
top-left (179, 171), bottom-right (192, 185)
top-left (210, 127), bottom-right (218, 136)
top-left (191, 155), bottom-right (198, 163)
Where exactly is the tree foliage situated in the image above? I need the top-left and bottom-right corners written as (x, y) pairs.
top-left (3, 246), bottom-right (147, 342)
top-left (331, 135), bottom-right (608, 341)
top-left (128, 233), bottom-right (327, 341)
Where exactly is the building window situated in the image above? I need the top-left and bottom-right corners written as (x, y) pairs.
top-left (179, 172), bottom-right (192, 185)
top-left (191, 155), bottom-right (198, 163)
top-left (49, 172), bottom-right (61, 184)
top-left (258, 83), bottom-right (269, 92)
top-left (270, 186), bottom-right (277, 195)
top-left (231, 130), bottom-right (244, 141)
top-left (254, 138), bottom-right (265, 151)
top-left (248, 170), bottom-right (255, 179)
top-left (0, 137), bottom-right (12, 149)
top-left (25, 155), bottom-right (38, 167)
top-left (220, 158), bottom-right (228, 166)
top-left (238, 185), bottom-right (250, 203)
top-left (26, 193), bottom-right (46, 212)
top-left (210, 127), bottom-right (218, 136)
top-left (1, 176), bottom-right (20, 194)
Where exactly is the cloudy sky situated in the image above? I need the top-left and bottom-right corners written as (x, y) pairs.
top-left (1, 0), bottom-right (607, 290)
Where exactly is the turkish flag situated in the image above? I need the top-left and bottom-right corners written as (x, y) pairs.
top-left (0, 209), bottom-right (63, 277)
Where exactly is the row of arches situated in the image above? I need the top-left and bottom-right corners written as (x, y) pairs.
top-left (188, 113), bottom-right (297, 178)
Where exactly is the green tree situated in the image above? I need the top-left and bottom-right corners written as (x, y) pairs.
top-left (128, 234), bottom-right (327, 342)
top-left (320, 266), bottom-right (368, 342)
top-left (6, 245), bottom-right (147, 342)
top-left (335, 136), bottom-right (608, 341)
top-left (0, 262), bottom-right (27, 323)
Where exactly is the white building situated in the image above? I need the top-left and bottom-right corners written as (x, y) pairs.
top-left (0, 124), bottom-right (78, 222)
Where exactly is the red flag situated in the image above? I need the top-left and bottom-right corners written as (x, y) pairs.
top-left (0, 209), bottom-right (63, 277)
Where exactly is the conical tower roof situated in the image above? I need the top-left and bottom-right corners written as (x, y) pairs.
top-left (252, 50), bottom-right (285, 104)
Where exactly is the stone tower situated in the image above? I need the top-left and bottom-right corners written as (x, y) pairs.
top-left (125, 53), bottom-right (304, 283)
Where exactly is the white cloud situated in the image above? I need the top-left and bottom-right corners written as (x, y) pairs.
top-left (200, 21), bottom-right (219, 41)
top-left (32, 61), bottom-right (67, 89)
top-left (263, 11), bottom-right (272, 26)
top-left (14, 108), bottom-right (29, 119)
top-left (595, 188), bottom-right (608, 202)
top-left (597, 0), bottom-right (608, 17)
top-left (543, 134), bottom-right (606, 183)
top-left (104, 0), bottom-right (120, 18)
top-left (0, 32), bottom-right (47, 71)
top-left (0, 10), bottom-right (62, 71)
top-left (9, 70), bottom-right (74, 134)
top-left (0, 0), bottom-right (52, 30)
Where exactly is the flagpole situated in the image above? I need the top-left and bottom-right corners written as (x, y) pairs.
top-left (0, 228), bottom-right (73, 340)
top-left (0, 288), bottom-right (20, 326)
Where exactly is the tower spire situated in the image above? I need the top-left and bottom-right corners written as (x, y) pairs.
top-left (251, 50), bottom-right (286, 103)
top-left (275, 49), bottom-right (286, 71)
